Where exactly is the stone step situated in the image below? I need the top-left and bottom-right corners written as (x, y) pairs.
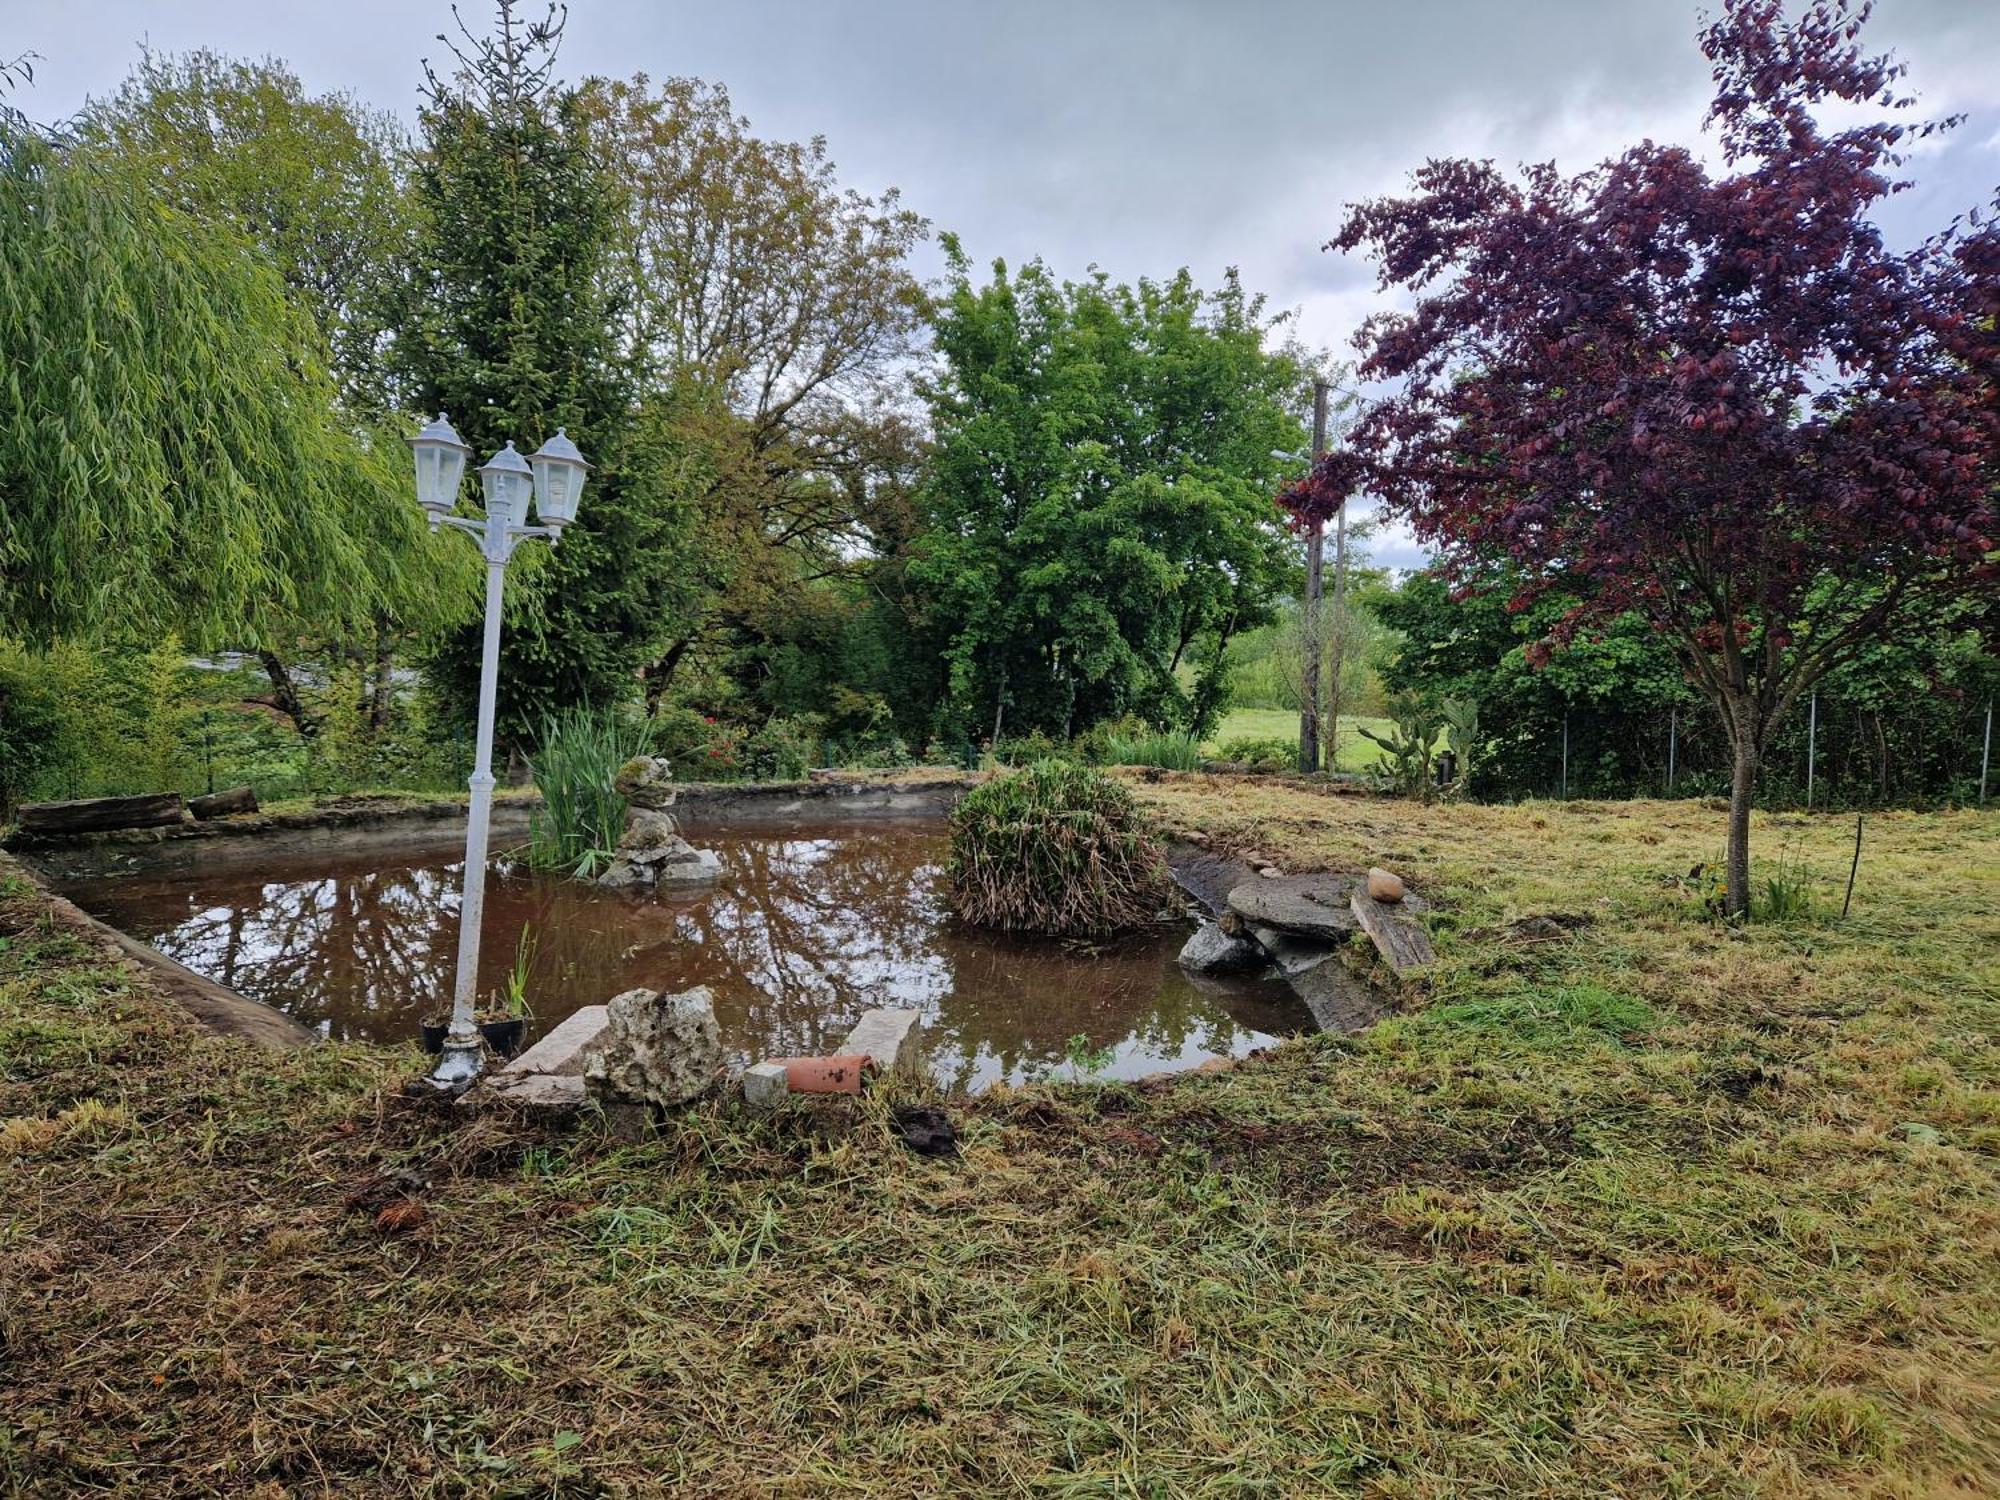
top-left (497, 1004), bottom-right (609, 1078)
top-left (1225, 875), bottom-right (1360, 942)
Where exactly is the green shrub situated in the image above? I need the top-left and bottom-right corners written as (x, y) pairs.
top-left (1212, 735), bottom-right (1296, 772)
top-left (1096, 730), bottom-right (1202, 771)
top-left (526, 707), bottom-right (654, 875)
top-left (742, 716), bottom-right (821, 780)
top-left (947, 760), bottom-right (1172, 938)
top-left (1075, 714), bottom-right (1149, 765)
top-left (993, 728), bottom-right (1064, 766)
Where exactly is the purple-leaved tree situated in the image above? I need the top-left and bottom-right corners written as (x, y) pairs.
top-left (1326, 0), bottom-right (1996, 914)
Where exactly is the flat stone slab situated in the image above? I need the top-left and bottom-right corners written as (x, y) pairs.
top-left (1350, 889), bottom-right (1435, 977)
top-left (498, 1004), bottom-right (608, 1078)
top-left (463, 1071), bottom-right (587, 1113)
top-left (1248, 924), bottom-right (1343, 977)
top-left (1179, 921), bottom-right (1270, 976)
top-left (1226, 875), bottom-right (1360, 942)
top-left (840, 1007), bottom-right (926, 1077)
top-left (1289, 958), bottom-right (1397, 1032)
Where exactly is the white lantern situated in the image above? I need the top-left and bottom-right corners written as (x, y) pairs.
top-left (477, 442), bottom-right (536, 529)
top-left (408, 414), bottom-right (471, 519)
top-left (529, 428), bottom-right (590, 534)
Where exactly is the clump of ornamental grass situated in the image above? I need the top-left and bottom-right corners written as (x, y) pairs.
top-left (948, 760), bottom-right (1173, 938)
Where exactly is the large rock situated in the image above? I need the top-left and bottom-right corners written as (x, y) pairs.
top-left (1225, 875), bottom-right (1360, 942)
top-left (596, 803), bottom-right (721, 892)
top-left (584, 986), bottom-right (723, 1107)
top-left (613, 756), bottom-right (678, 811)
top-left (1178, 921), bottom-right (1270, 976)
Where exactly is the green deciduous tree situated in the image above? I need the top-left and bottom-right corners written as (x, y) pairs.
top-left (576, 74), bottom-right (930, 704)
top-left (912, 245), bottom-right (1307, 742)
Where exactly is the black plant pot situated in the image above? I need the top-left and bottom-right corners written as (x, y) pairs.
top-left (419, 1019), bottom-right (449, 1055)
top-left (479, 1017), bottom-right (526, 1060)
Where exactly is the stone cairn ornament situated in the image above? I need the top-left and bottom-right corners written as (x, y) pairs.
top-left (596, 756), bottom-right (721, 891)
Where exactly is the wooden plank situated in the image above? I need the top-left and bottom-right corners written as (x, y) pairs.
top-left (18, 793), bottom-right (186, 834)
top-left (1349, 889), bottom-right (1436, 977)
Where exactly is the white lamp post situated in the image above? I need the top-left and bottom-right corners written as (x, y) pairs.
top-left (408, 414), bottom-right (589, 1090)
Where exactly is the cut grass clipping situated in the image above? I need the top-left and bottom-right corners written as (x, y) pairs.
top-left (948, 759), bottom-right (1172, 937)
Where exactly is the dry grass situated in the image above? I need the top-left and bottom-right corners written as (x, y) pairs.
top-left (0, 782), bottom-right (1995, 1497)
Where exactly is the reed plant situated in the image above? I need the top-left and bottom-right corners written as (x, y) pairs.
top-left (525, 707), bottom-right (654, 875)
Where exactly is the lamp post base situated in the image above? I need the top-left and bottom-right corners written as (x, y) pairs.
top-left (424, 1031), bottom-right (486, 1094)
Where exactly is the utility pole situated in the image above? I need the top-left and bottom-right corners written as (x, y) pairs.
top-left (1806, 693), bottom-right (1818, 810)
top-left (1326, 432), bottom-right (1352, 775)
top-left (1981, 700), bottom-right (1992, 805)
top-left (1298, 379), bottom-right (1329, 774)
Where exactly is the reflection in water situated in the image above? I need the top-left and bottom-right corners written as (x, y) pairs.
top-left (63, 819), bottom-right (1312, 1091)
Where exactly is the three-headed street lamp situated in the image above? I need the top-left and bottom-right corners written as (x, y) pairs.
top-left (407, 414), bottom-right (589, 1090)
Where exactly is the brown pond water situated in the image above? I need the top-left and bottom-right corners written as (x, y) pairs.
top-left (61, 817), bottom-right (1311, 1091)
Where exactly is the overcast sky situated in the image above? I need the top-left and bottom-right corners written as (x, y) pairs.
top-left (12, 0), bottom-right (1999, 568)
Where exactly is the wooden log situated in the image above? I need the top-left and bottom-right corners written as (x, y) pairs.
top-left (17, 792), bottom-right (186, 834)
top-left (1349, 888), bottom-right (1435, 978)
top-left (189, 785), bottom-right (259, 820)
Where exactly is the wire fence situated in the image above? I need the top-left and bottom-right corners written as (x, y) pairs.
top-left (1515, 695), bottom-right (1993, 809)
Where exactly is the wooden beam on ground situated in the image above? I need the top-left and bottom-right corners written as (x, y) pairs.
top-left (1349, 889), bottom-right (1435, 978)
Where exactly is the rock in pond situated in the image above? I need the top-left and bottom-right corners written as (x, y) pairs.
top-left (1178, 920), bottom-right (1270, 976)
top-left (584, 986), bottom-right (723, 1108)
top-left (1226, 874), bottom-right (1360, 942)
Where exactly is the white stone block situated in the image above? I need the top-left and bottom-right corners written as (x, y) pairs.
top-left (741, 1060), bottom-right (790, 1110)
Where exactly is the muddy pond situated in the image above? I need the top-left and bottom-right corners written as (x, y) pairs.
top-left (63, 817), bottom-right (1311, 1091)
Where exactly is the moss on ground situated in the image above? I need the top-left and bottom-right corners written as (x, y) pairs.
top-left (1, 783), bottom-right (1995, 1497)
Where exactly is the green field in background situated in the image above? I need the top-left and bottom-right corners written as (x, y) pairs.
top-left (1206, 707), bottom-right (1392, 772)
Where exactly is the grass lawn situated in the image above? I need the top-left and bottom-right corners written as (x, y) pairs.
top-left (1208, 706), bottom-right (1394, 773)
top-left (1, 785), bottom-right (1995, 1496)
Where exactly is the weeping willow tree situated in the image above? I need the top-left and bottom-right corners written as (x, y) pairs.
top-left (0, 115), bottom-right (465, 650)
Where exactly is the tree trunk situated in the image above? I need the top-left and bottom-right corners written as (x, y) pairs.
top-left (367, 624), bottom-right (396, 735)
top-left (1725, 733), bottom-right (1759, 919)
top-left (257, 651), bottom-right (317, 740)
top-left (642, 640), bottom-right (691, 715)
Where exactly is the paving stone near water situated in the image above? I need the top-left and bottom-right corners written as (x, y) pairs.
top-left (1287, 959), bottom-right (1397, 1032)
top-left (1246, 924), bottom-right (1342, 977)
top-left (497, 1004), bottom-right (609, 1078)
top-left (1226, 875), bottom-right (1361, 943)
top-left (840, 1007), bottom-right (926, 1076)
